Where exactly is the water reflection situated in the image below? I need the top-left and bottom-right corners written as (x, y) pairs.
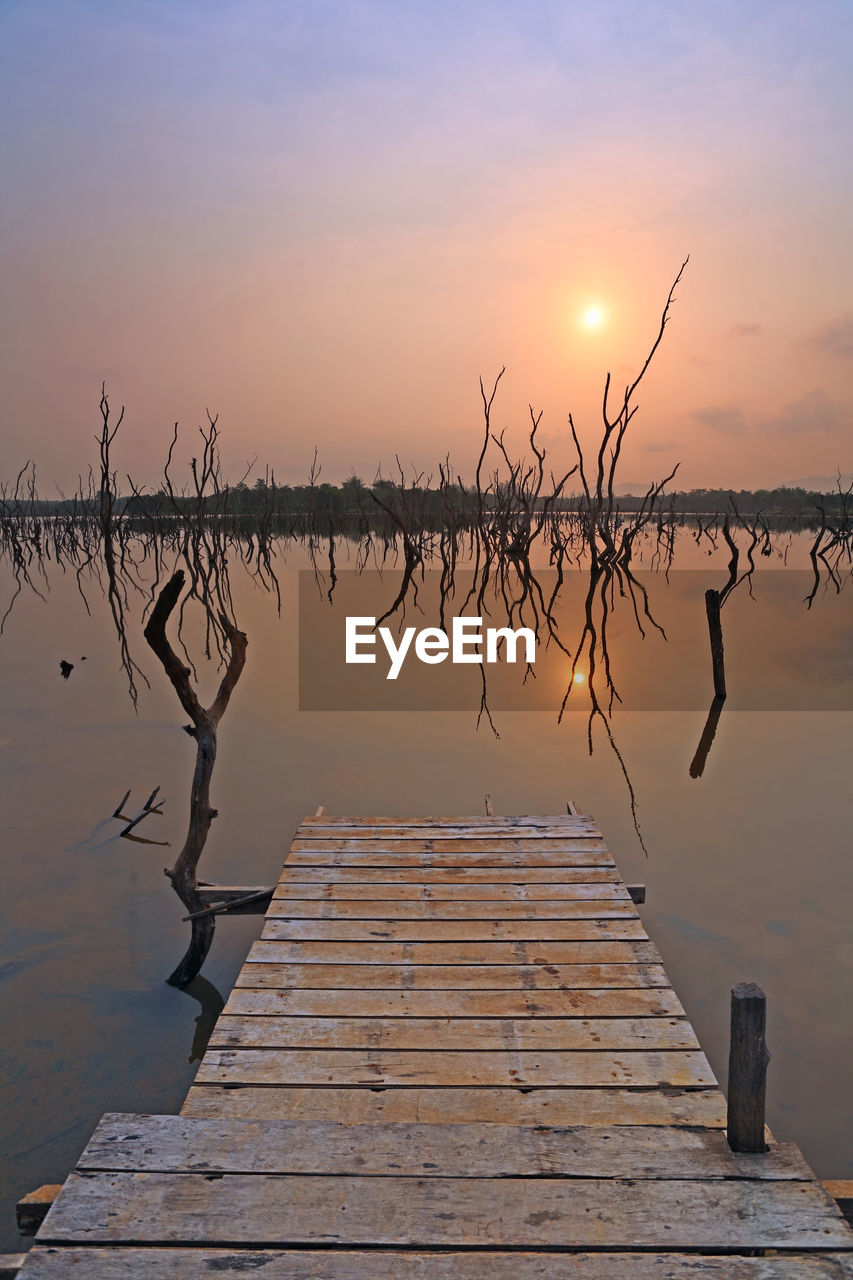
top-left (0, 536), bottom-right (851, 1251)
top-left (3, 459), bottom-right (853, 876)
top-left (689, 696), bottom-right (726, 780)
top-left (182, 975), bottom-right (225, 1064)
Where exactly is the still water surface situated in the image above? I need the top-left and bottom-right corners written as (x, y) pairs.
top-left (0, 535), bottom-right (851, 1251)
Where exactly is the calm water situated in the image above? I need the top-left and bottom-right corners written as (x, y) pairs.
top-left (0, 534), bottom-right (851, 1252)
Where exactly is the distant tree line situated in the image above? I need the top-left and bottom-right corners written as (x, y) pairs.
top-left (19, 478), bottom-right (851, 522)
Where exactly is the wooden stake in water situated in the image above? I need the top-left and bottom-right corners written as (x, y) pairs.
top-left (727, 982), bottom-right (770, 1152)
top-left (705, 588), bottom-right (727, 699)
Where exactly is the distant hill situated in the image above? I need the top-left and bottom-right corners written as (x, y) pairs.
top-left (788, 474), bottom-right (853, 493)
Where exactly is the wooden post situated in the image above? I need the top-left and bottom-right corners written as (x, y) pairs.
top-left (727, 982), bottom-right (770, 1152)
top-left (705, 588), bottom-right (727, 699)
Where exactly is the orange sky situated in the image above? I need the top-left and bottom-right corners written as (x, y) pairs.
top-left (1, 2), bottom-right (851, 492)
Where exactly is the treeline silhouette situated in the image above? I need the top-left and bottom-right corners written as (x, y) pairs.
top-left (15, 479), bottom-right (851, 525)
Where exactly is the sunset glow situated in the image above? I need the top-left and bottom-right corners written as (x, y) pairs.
top-left (0, 4), bottom-right (850, 494)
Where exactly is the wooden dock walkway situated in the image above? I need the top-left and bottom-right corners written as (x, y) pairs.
top-left (19, 813), bottom-right (853, 1276)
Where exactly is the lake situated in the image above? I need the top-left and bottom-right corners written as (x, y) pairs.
top-left (0, 528), bottom-right (851, 1253)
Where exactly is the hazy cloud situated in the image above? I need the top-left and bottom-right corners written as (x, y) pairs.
top-left (789, 472), bottom-right (853, 491)
top-left (725, 322), bottom-right (762, 338)
top-left (804, 311), bottom-right (853, 359)
top-left (690, 406), bottom-right (745, 436)
top-left (693, 389), bottom-right (849, 444)
top-left (641, 439), bottom-right (678, 453)
top-left (765, 386), bottom-right (846, 436)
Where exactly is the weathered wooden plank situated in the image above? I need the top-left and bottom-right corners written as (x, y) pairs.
top-left (78, 1114), bottom-right (809, 1180)
top-left (0, 1255), bottom-right (27, 1279)
top-left (16, 1186), bottom-right (62, 1237)
top-left (234, 962), bottom-right (670, 989)
top-left (265, 899), bottom-right (639, 919)
top-left (273, 882), bottom-right (631, 900)
top-left (261, 918), bottom-right (650, 942)
top-left (298, 814), bottom-right (591, 824)
top-left (26, 1248), bottom-right (853, 1278)
top-left (39, 1172), bottom-right (853, 1249)
top-left (299, 814), bottom-right (598, 822)
top-left (222, 986), bottom-right (687, 1018)
top-left (294, 827), bottom-right (603, 840)
top-left (245, 939), bottom-right (662, 966)
top-left (824, 1182), bottom-right (853, 1226)
top-left (287, 852), bottom-right (616, 868)
top-left (289, 839), bottom-right (610, 858)
top-left (278, 866), bottom-right (622, 883)
top-left (210, 1015), bottom-right (700, 1051)
top-left (299, 815), bottom-right (598, 826)
top-left (180, 1083), bottom-right (728, 1128)
top-left (298, 819), bottom-right (601, 828)
top-left (195, 1047), bottom-right (715, 1087)
top-left (293, 825), bottom-right (603, 836)
top-left (286, 853), bottom-right (616, 870)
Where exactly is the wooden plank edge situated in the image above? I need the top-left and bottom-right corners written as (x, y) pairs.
top-left (16, 1187), bottom-right (62, 1237)
top-left (822, 1181), bottom-right (853, 1225)
top-left (18, 1248), bottom-right (853, 1279)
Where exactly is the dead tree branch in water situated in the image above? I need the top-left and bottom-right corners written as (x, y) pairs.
top-left (144, 568), bottom-right (247, 987)
top-left (97, 386), bottom-right (150, 709)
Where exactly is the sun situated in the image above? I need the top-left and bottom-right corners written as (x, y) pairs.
top-left (573, 671), bottom-right (586, 684)
top-left (583, 306), bottom-right (603, 329)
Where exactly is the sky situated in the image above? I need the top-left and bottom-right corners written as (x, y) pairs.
top-left (1, 0), bottom-right (851, 492)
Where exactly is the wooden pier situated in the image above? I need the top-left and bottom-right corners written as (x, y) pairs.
top-left (18, 812), bottom-right (853, 1276)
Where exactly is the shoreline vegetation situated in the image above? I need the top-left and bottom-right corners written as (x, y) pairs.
top-left (5, 480), bottom-right (852, 525)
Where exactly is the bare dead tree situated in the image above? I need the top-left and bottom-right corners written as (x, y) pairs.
top-left (97, 385), bottom-right (150, 709)
top-left (144, 569), bottom-right (247, 987)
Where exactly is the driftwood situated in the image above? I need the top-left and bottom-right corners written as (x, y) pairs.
top-left (183, 887), bottom-right (274, 922)
top-left (144, 569), bottom-right (247, 986)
